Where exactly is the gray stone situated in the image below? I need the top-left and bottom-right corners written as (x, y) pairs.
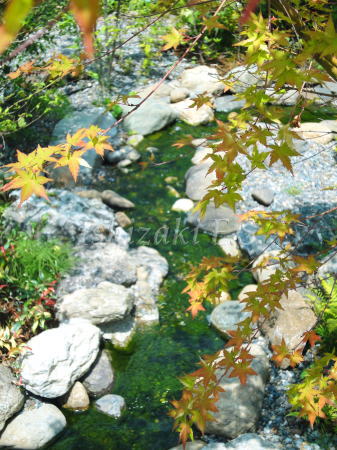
top-left (226, 65), bottom-right (264, 93)
top-left (130, 246), bottom-right (169, 293)
top-left (214, 95), bottom-right (245, 112)
top-left (205, 341), bottom-right (270, 439)
top-left (4, 189), bottom-right (117, 246)
top-left (210, 301), bottom-right (251, 337)
top-left (134, 279), bottom-right (159, 326)
top-left (251, 188), bottom-right (275, 206)
top-left (169, 441), bottom-right (205, 450)
top-left (260, 290), bottom-right (317, 369)
top-left (0, 403), bottom-right (66, 449)
top-left (57, 281), bottom-right (134, 325)
top-left (50, 107), bottom-right (117, 181)
top-left (62, 381), bottom-right (89, 410)
top-left (82, 350), bottom-right (114, 398)
top-left (0, 365), bottom-right (25, 431)
top-left (101, 190), bottom-right (135, 209)
top-left (57, 242), bottom-right (137, 295)
top-left (204, 433), bottom-right (280, 449)
top-left (100, 316), bottom-right (137, 350)
top-left (75, 189), bottom-right (102, 201)
top-left (117, 159), bottom-right (133, 168)
top-left (191, 147), bottom-right (212, 165)
top-left (123, 99), bottom-right (177, 135)
top-left (187, 203), bottom-right (240, 236)
top-left (115, 211), bottom-right (132, 228)
top-left (127, 134), bottom-right (144, 147)
top-left (95, 394), bottom-right (125, 418)
top-left (20, 319), bottom-right (100, 398)
top-left (185, 162), bottom-right (216, 201)
top-left (292, 121), bottom-right (335, 144)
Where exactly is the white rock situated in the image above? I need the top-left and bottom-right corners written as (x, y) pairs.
top-left (62, 381), bottom-right (89, 410)
top-left (292, 121), bottom-right (335, 144)
top-left (252, 250), bottom-right (283, 283)
top-left (57, 281), bottom-right (134, 325)
top-left (95, 394), bottom-right (126, 418)
top-left (218, 237), bottom-right (241, 258)
top-left (191, 147), bottom-right (212, 165)
top-left (172, 98), bottom-right (214, 126)
top-left (81, 350), bottom-right (114, 397)
top-left (21, 319), bottom-right (100, 398)
top-left (127, 134), bottom-right (144, 147)
top-left (170, 87), bottom-right (189, 103)
top-left (171, 198), bottom-right (194, 212)
top-left (0, 403), bottom-right (66, 449)
top-left (179, 65), bottom-right (224, 96)
top-left (204, 433), bottom-right (280, 449)
top-left (238, 284), bottom-right (258, 302)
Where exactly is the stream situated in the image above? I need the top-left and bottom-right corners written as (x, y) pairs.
top-left (49, 116), bottom-right (254, 450)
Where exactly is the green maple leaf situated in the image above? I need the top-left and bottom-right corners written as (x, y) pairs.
top-left (269, 142), bottom-right (300, 173)
top-left (161, 27), bottom-right (184, 51)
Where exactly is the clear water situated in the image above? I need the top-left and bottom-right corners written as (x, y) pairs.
top-left (49, 116), bottom-right (254, 450)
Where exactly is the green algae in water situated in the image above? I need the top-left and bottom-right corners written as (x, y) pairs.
top-left (49, 117), bottom-right (253, 450)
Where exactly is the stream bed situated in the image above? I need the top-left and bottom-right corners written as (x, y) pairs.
top-left (49, 117), bottom-right (254, 450)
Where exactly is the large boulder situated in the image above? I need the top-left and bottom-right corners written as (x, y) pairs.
top-left (0, 365), bottom-right (25, 431)
top-left (20, 319), bottom-right (100, 398)
top-left (171, 98), bottom-right (214, 126)
top-left (179, 66), bottom-right (224, 96)
top-left (57, 281), bottom-right (134, 325)
top-left (82, 350), bottom-right (114, 398)
top-left (0, 403), bottom-right (66, 449)
top-left (122, 99), bottom-right (177, 135)
top-left (210, 301), bottom-right (251, 337)
top-left (187, 203), bottom-right (240, 236)
top-left (205, 340), bottom-right (270, 439)
top-left (50, 107), bottom-right (117, 182)
top-left (260, 290), bottom-right (317, 368)
top-left (57, 242), bottom-right (137, 296)
top-left (3, 189), bottom-right (119, 246)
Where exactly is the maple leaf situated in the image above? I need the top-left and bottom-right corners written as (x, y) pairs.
top-left (7, 61), bottom-right (36, 79)
top-left (84, 126), bottom-right (113, 157)
top-left (301, 330), bottom-right (321, 348)
top-left (0, 0), bottom-right (34, 54)
top-left (43, 54), bottom-right (83, 79)
top-left (2, 170), bottom-right (50, 206)
top-left (292, 255), bottom-right (320, 275)
top-left (172, 135), bottom-right (195, 149)
top-left (54, 149), bottom-right (88, 182)
top-left (202, 16), bottom-right (226, 31)
top-left (70, 0), bottom-right (100, 58)
top-left (161, 27), bottom-right (184, 51)
top-left (190, 94), bottom-right (213, 110)
top-left (229, 361), bottom-right (257, 384)
top-left (186, 301), bottom-right (206, 318)
top-left (269, 142), bottom-right (300, 173)
top-left (271, 339), bottom-right (291, 367)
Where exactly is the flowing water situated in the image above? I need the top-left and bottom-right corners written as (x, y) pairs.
top-left (49, 116), bottom-right (255, 450)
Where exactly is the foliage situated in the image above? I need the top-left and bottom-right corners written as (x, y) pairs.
top-left (0, 219), bottom-right (73, 361)
top-left (3, 0), bottom-right (337, 446)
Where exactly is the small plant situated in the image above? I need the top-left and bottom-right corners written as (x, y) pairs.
top-left (284, 185), bottom-right (302, 196)
top-left (0, 222), bottom-right (73, 362)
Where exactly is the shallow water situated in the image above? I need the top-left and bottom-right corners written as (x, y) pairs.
top-left (49, 116), bottom-right (254, 450)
